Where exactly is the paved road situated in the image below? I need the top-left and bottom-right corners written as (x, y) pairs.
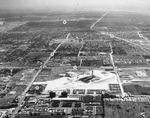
top-left (11, 33), bottom-right (71, 118)
top-left (109, 43), bottom-right (115, 69)
top-left (90, 12), bottom-right (108, 30)
top-left (78, 38), bottom-right (84, 57)
top-left (90, 12), bottom-right (125, 97)
top-left (109, 43), bottom-right (125, 97)
top-left (101, 32), bottom-right (150, 51)
top-left (42, 33), bottom-right (70, 68)
top-left (135, 26), bottom-right (150, 43)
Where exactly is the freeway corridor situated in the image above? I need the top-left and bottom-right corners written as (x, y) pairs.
top-left (77, 38), bottom-right (84, 57)
top-left (109, 43), bottom-right (125, 97)
top-left (90, 12), bottom-right (108, 30)
top-left (77, 12), bottom-right (108, 61)
top-left (11, 33), bottom-right (71, 118)
top-left (135, 26), bottom-right (150, 43)
top-left (90, 12), bottom-right (125, 97)
top-left (90, 12), bottom-right (150, 51)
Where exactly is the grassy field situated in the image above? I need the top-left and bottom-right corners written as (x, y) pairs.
top-left (123, 84), bottom-right (150, 95)
top-left (12, 85), bottom-right (27, 95)
top-left (11, 19), bottom-right (95, 32)
top-left (0, 21), bottom-right (26, 32)
top-left (96, 12), bottom-right (150, 32)
top-left (105, 101), bottom-right (150, 118)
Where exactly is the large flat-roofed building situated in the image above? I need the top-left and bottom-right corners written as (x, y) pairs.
top-left (33, 69), bottom-right (121, 95)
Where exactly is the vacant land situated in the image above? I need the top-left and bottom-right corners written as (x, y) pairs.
top-left (123, 84), bottom-right (150, 95)
top-left (105, 101), bottom-right (150, 118)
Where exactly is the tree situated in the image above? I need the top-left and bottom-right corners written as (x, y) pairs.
top-left (83, 95), bottom-right (94, 103)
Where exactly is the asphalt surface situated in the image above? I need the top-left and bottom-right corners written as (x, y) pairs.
top-left (11, 33), bottom-right (71, 118)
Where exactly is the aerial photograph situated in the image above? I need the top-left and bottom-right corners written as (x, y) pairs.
top-left (0, 0), bottom-right (150, 118)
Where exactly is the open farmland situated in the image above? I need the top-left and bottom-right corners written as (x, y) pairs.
top-left (6, 11), bottom-right (105, 22)
top-left (94, 12), bottom-right (150, 49)
top-left (0, 21), bottom-right (26, 32)
top-left (95, 12), bottom-right (150, 32)
top-left (10, 20), bottom-right (95, 33)
top-left (1, 10), bottom-right (150, 118)
top-left (11, 85), bottom-right (26, 95)
top-left (105, 100), bottom-right (150, 118)
top-left (123, 84), bottom-right (150, 95)
top-left (81, 41), bottom-right (111, 53)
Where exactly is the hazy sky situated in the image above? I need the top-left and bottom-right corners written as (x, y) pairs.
top-left (0, 0), bottom-right (150, 12)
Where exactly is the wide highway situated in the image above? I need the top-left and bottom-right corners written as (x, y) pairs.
top-left (109, 43), bottom-right (125, 97)
top-left (135, 26), bottom-right (150, 43)
top-left (90, 12), bottom-right (108, 30)
top-left (90, 11), bottom-right (126, 96)
top-left (11, 33), bottom-right (71, 118)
